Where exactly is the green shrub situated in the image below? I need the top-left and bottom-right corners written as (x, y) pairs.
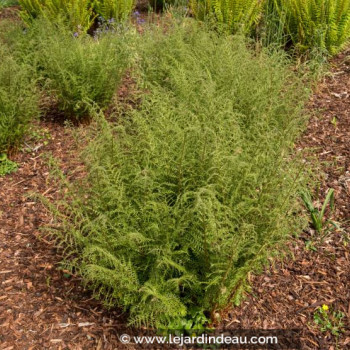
top-left (190, 0), bottom-right (263, 34)
top-left (273, 0), bottom-right (350, 55)
top-left (0, 48), bottom-right (39, 153)
top-left (26, 19), bottom-right (129, 119)
top-left (47, 21), bottom-right (309, 327)
top-left (19, 0), bottom-right (95, 33)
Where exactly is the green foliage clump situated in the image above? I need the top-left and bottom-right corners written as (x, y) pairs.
top-left (0, 47), bottom-right (39, 153)
top-left (19, 0), bottom-right (95, 32)
top-left (23, 19), bottom-right (130, 119)
top-left (272, 0), bottom-right (350, 55)
top-left (93, 0), bottom-right (135, 22)
top-left (0, 154), bottom-right (18, 176)
top-left (48, 22), bottom-right (309, 328)
top-left (189, 0), bottom-right (263, 34)
top-left (189, 0), bottom-right (350, 56)
top-left (18, 0), bottom-right (135, 32)
top-left (0, 0), bottom-right (18, 9)
top-left (314, 304), bottom-right (345, 337)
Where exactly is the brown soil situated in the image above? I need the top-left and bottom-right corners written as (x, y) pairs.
top-left (0, 9), bottom-right (349, 349)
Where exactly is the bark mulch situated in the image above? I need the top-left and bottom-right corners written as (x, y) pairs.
top-left (0, 44), bottom-right (350, 350)
top-left (223, 51), bottom-right (350, 349)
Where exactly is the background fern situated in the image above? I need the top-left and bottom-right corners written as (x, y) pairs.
top-left (12, 18), bottom-right (131, 119)
top-left (47, 21), bottom-right (310, 327)
top-left (273, 0), bottom-right (350, 55)
top-left (0, 46), bottom-right (39, 153)
top-left (190, 0), bottom-right (264, 34)
top-left (19, 0), bottom-right (95, 32)
top-left (93, 0), bottom-right (134, 21)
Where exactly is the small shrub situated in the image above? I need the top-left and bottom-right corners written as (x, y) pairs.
top-left (273, 0), bottom-right (350, 55)
top-left (27, 19), bottom-right (130, 119)
top-left (47, 21), bottom-right (309, 327)
top-left (0, 48), bottom-right (39, 153)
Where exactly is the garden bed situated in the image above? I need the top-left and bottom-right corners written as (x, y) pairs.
top-left (0, 4), bottom-right (349, 350)
top-left (0, 48), bottom-right (349, 350)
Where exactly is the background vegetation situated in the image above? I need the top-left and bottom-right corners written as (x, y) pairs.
top-left (8, 0), bottom-right (350, 55)
top-left (18, 0), bottom-right (135, 32)
top-left (3, 18), bottom-right (131, 119)
top-left (189, 0), bottom-right (350, 55)
top-left (0, 46), bottom-right (39, 153)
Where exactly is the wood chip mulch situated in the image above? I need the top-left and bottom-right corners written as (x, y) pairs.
top-left (0, 48), bottom-right (349, 350)
top-left (223, 51), bottom-right (350, 349)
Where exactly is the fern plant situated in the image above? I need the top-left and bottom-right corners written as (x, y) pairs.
top-left (22, 18), bottom-right (130, 119)
top-left (0, 0), bottom-right (18, 9)
top-left (46, 21), bottom-right (309, 328)
top-left (0, 47), bottom-right (39, 153)
top-left (190, 0), bottom-right (264, 34)
top-left (19, 0), bottom-right (96, 32)
top-left (93, 0), bottom-right (134, 21)
top-left (273, 0), bottom-right (350, 55)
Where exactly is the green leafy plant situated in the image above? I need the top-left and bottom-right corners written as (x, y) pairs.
top-left (0, 47), bottom-right (39, 153)
top-left (93, 0), bottom-right (134, 22)
top-left (305, 239), bottom-right (317, 252)
top-left (22, 18), bottom-right (130, 119)
top-left (0, 154), bottom-right (18, 176)
top-left (273, 0), bottom-right (350, 55)
top-left (301, 188), bottom-right (337, 234)
top-left (0, 0), bottom-right (18, 9)
top-left (331, 116), bottom-right (338, 128)
top-left (166, 308), bottom-right (209, 333)
top-left (19, 0), bottom-right (95, 33)
top-left (190, 0), bottom-right (263, 34)
top-left (313, 304), bottom-right (345, 337)
top-left (259, 0), bottom-right (288, 48)
top-left (46, 21), bottom-right (309, 328)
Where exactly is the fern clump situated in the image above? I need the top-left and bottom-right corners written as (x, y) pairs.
top-left (0, 47), bottom-right (39, 153)
top-left (273, 0), bottom-right (350, 55)
top-left (25, 18), bottom-right (130, 119)
top-left (49, 22), bottom-right (309, 327)
top-left (19, 0), bottom-right (95, 33)
top-left (93, 0), bottom-right (135, 22)
top-left (190, 0), bottom-right (263, 34)
top-left (18, 0), bottom-right (135, 32)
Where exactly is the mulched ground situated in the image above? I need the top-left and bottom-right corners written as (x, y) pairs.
top-left (223, 51), bottom-right (350, 349)
top-left (0, 9), bottom-right (349, 349)
top-left (0, 6), bottom-right (20, 21)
